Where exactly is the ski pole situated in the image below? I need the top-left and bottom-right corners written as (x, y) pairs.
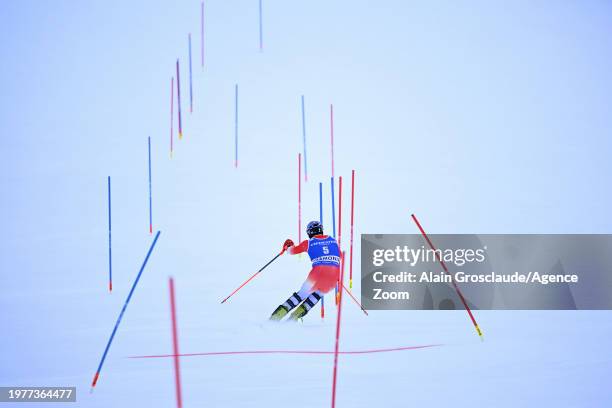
top-left (220, 251), bottom-right (283, 304)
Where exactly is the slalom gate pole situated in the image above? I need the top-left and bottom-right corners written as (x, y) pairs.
top-left (220, 251), bottom-right (283, 304)
top-left (298, 153), bottom-right (302, 244)
top-left (319, 182), bottom-right (324, 224)
top-left (258, 0), bottom-right (263, 51)
top-left (341, 283), bottom-right (368, 316)
top-left (331, 177), bottom-right (336, 304)
top-left (321, 286), bottom-right (325, 318)
top-left (331, 250), bottom-right (346, 408)
top-left (301, 95), bottom-right (308, 182)
top-left (107, 176), bottom-right (112, 292)
top-left (188, 33), bottom-right (193, 114)
top-left (148, 137), bottom-right (153, 234)
top-left (319, 181), bottom-right (325, 319)
top-left (338, 176), bottom-right (342, 249)
top-left (170, 76), bottom-right (174, 158)
top-left (201, 2), bottom-right (204, 69)
top-left (169, 277), bottom-right (183, 408)
top-left (349, 170), bottom-right (355, 289)
top-left (330, 104), bottom-right (334, 178)
top-left (91, 231), bottom-right (161, 390)
top-left (331, 177), bottom-right (336, 237)
top-left (336, 176), bottom-right (342, 305)
top-left (176, 60), bottom-right (182, 138)
top-left (234, 84), bottom-right (238, 167)
top-left (411, 214), bottom-right (484, 340)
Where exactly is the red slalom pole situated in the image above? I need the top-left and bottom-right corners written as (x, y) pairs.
top-left (349, 170), bottom-right (355, 289)
top-left (169, 278), bottom-right (183, 408)
top-left (341, 283), bottom-right (368, 316)
top-left (321, 296), bottom-right (325, 318)
top-left (338, 176), bottom-right (342, 249)
top-left (176, 60), bottom-right (182, 139)
top-left (336, 176), bottom-right (342, 305)
top-left (331, 251), bottom-right (347, 408)
top-left (410, 214), bottom-right (484, 340)
top-left (170, 77), bottom-right (174, 158)
top-left (221, 251), bottom-right (283, 303)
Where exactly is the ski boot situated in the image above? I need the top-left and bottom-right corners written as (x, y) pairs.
top-left (288, 292), bottom-right (321, 321)
top-left (288, 304), bottom-right (308, 321)
top-left (270, 292), bottom-right (303, 321)
top-left (270, 305), bottom-right (289, 321)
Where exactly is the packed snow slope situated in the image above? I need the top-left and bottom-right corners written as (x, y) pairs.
top-left (2, 1), bottom-right (612, 406)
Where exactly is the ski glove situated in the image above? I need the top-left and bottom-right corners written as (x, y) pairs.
top-left (282, 239), bottom-right (295, 253)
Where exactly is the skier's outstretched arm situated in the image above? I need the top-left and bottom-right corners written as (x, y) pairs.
top-left (281, 239), bottom-right (308, 255)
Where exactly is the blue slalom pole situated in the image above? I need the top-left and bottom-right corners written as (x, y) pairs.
top-left (319, 182), bottom-right (323, 224)
top-left (188, 33), bottom-right (193, 113)
top-left (91, 231), bottom-right (161, 389)
top-left (176, 59), bottom-right (183, 138)
top-left (148, 137), bottom-right (153, 234)
top-left (331, 177), bottom-right (336, 238)
top-left (331, 177), bottom-right (338, 304)
top-left (108, 176), bottom-right (112, 292)
top-left (234, 84), bottom-right (238, 167)
top-left (258, 0), bottom-right (263, 50)
top-left (319, 181), bottom-right (325, 318)
top-left (301, 95), bottom-right (307, 182)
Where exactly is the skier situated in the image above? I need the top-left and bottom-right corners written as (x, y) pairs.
top-left (270, 221), bottom-right (340, 321)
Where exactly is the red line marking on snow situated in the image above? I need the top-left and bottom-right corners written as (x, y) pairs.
top-left (331, 250), bottom-right (346, 408)
top-left (169, 278), bottom-right (183, 408)
top-left (128, 344), bottom-right (440, 359)
top-left (410, 214), bottom-right (484, 339)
